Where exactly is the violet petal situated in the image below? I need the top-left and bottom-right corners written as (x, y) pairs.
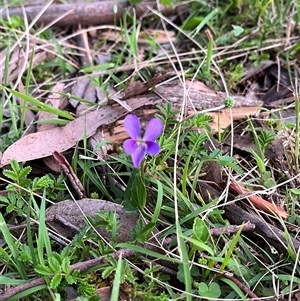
top-left (131, 146), bottom-right (146, 168)
top-left (123, 139), bottom-right (137, 154)
top-left (143, 118), bottom-right (163, 141)
top-left (146, 141), bottom-right (160, 155)
top-left (124, 114), bottom-right (141, 140)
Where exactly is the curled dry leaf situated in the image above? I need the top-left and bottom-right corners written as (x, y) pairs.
top-left (0, 44), bottom-right (54, 83)
top-left (230, 180), bottom-right (288, 219)
top-left (121, 71), bottom-right (175, 100)
top-left (52, 151), bottom-right (85, 198)
top-left (69, 77), bottom-right (90, 108)
top-left (46, 199), bottom-right (138, 243)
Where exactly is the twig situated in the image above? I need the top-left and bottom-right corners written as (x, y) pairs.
top-left (214, 263), bottom-right (261, 300)
top-left (210, 222), bottom-right (255, 236)
top-left (224, 204), bottom-right (300, 252)
top-left (0, 1), bottom-right (183, 27)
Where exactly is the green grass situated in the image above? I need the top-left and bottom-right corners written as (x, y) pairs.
top-left (0, 0), bottom-right (300, 300)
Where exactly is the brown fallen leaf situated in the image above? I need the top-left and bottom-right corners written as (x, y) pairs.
top-left (206, 106), bottom-right (260, 133)
top-left (37, 82), bottom-right (65, 132)
top-left (230, 180), bottom-right (288, 219)
top-left (100, 29), bottom-right (176, 44)
top-left (223, 133), bottom-right (285, 160)
top-left (36, 83), bottom-right (66, 173)
top-left (0, 44), bottom-right (54, 84)
top-left (69, 77), bottom-right (90, 108)
top-left (120, 71), bottom-right (175, 99)
top-left (0, 104), bottom-right (129, 167)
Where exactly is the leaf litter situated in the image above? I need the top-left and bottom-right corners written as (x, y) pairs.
top-left (1, 1), bottom-right (300, 300)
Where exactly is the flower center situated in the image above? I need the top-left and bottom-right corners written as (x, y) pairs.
top-left (136, 139), bottom-right (146, 147)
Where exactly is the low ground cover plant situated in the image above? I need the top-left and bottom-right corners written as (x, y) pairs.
top-left (0, 0), bottom-right (300, 300)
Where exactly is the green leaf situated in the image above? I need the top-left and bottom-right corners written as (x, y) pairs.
top-left (219, 223), bottom-right (244, 272)
top-left (0, 276), bottom-right (27, 285)
top-left (65, 274), bottom-right (76, 285)
top-left (177, 264), bottom-right (199, 283)
top-left (111, 258), bottom-right (125, 301)
top-left (291, 188), bottom-right (300, 195)
top-left (182, 235), bottom-right (215, 256)
top-left (160, 0), bottom-right (172, 6)
top-left (128, 0), bottom-right (143, 5)
top-left (198, 282), bottom-right (209, 295)
top-left (102, 266), bottom-right (115, 279)
top-left (3, 169), bottom-right (18, 181)
top-left (198, 282), bottom-right (221, 298)
top-left (6, 202), bottom-right (15, 213)
top-left (34, 118), bottom-right (70, 126)
top-left (232, 25), bottom-right (244, 36)
top-left (193, 217), bottom-right (209, 243)
top-left (220, 278), bottom-right (247, 300)
top-left (50, 272), bottom-right (62, 289)
top-left (208, 282), bottom-right (221, 297)
top-left (0, 85), bottom-right (74, 120)
top-left (124, 169), bottom-right (147, 210)
top-left (131, 219), bottom-right (155, 243)
top-left (0, 195), bottom-right (9, 204)
top-left (116, 243), bottom-right (181, 264)
top-left (18, 166), bottom-right (32, 179)
top-left (32, 175), bottom-right (54, 190)
top-left (35, 264), bottom-right (54, 276)
top-left (48, 258), bottom-right (60, 272)
top-left (81, 62), bottom-right (115, 73)
top-left (61, 257), bottom-right (70, 274)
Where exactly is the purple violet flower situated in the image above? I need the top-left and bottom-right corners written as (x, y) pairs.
top-left (123, 114), bottom-right (163, 168)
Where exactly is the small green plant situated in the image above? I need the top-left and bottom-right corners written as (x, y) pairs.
top-left (1, 160), bottom-right (66, 216)
top-left (1, 0), bottom-right (300, 299)
top-left (197, 282), bottom-right (222, 299)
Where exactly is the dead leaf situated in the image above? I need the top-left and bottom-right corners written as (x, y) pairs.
top-left (100, 29), bottom-right (176, 44)
top-left (0, 44), bottom-right (54, 83)
top-left (76, 80), bottom-right (97, 116)
top-left (224, 133), bottom-right (284, 159)
top-left (121, 71), bottom-right (175, 100)
top-left (37, 82), bottom-right (65, 132)
top-left (0, 106), bottom-right (125, 167)
top-left (69, 77), bottom-right (90, 108)
top-left (207, 106), bottom-right (260, 133)
top-left (230, 180), bottom-right (288, 219)
top-left (52, 151), bottom-right (85, 198)
top-left (36, 83), bottom-right (65, 173)
top-left (0, 93), bottom-right (152, 167)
